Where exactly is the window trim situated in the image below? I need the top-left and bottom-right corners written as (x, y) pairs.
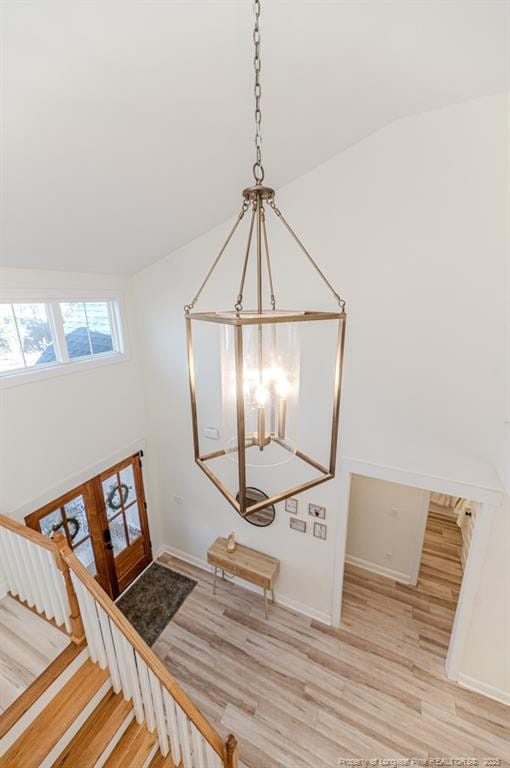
top-left (0, 290), bottom-right (128, 387)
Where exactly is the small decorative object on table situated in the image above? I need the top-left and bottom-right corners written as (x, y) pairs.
top-left (227, 531), bottom-right (236, 552)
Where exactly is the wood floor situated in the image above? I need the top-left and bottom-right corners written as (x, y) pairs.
top-left (0, 594), bottom-right (70, 713)
top-left (154, 511), bottom-right (509, 768)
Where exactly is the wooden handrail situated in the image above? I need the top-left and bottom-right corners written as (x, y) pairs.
top-left (0, 512), bottom-right (238, 764)
top-left (0, 512), bottom-right (56, 551)
top-left (60, 546), bottom-right (230, 762)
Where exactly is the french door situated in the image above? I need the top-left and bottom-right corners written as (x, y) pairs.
top-left (25, 453), bottom-right (152, 599)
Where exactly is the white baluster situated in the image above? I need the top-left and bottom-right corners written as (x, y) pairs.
top-left (47, 549), bottom-right (67, 628)
top-left (148, 669), bottom-right (169, 756)
top-left (96, 603), bottom-right (122, 693)
top-left (26, 540), bottom-right (44, 614)
top-left (73, 579), bottom-right (100, 662)
top-left (10, 533), bottom-right (29, 603)
top-left (135, 651), bottom-right (155, 731)
top-left (205, 743), bottom-right (223, 768)
top-left (0, 529), bottom-right (16, 595)
top-left (34, 545), bottom-right (55, 621)
top-left (121, 638), bottom-right (144, 724)
top-left (163, 690), bottom-right (182, 766)
top-left (191, 725), bottom-right (207, 768)
top-left (176, 705), bottom-right (193, 768)
top-left (97, 605), bottom-right (122, 693)
top-left (55, 566), bottom-right (72, 631)
top-left (110, 622), bottom-right (131, 700)
top-left (82, 589), bottom-right (107, 668)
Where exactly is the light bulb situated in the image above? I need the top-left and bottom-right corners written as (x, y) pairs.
top-left (275, 377), bottom-right (290, 398)
top-left (254, 384), bottom-right (269, 406)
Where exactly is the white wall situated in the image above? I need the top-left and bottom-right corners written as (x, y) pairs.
top-left (346, 475), bottom-right (429, 584)
top-left (0, 268), bottom-right (155, 536)
top-left (458, 495), bottom-right (510, 703)
top-left (134, 93), bottom-right (507, 625)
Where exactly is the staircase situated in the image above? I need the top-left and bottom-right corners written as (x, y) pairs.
top-left (0, 514), bottom-right (238, 768)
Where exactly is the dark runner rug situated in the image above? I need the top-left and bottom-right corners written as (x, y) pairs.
top-left (117, 562), bottom-right (196, 646)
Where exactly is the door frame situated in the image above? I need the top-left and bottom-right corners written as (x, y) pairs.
top-left (332, 461), bottom-right (500, 689)
top-left (25, 451), bottom-right (152, 599)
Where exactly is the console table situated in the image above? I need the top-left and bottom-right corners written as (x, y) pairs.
top-left (207, 537), bottom-right (280, 619)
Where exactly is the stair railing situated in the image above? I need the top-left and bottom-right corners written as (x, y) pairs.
top-left (60, 545), bottom-right (238, 768)
top-left (0, 513), bottom-right (84, 643)
top-left (0, 512), bottom-right (238, 767)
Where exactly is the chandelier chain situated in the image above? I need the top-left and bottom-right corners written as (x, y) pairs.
top-left (253, 0), bottom-right (264, 183)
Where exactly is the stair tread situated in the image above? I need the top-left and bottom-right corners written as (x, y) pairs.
top-left (103, 719), bottom-right (159, 768)
top-left (1, 659), bottom-right (109, 768)
top-left (51, 686), bottom-right (133, 767)
top-left (148, 751), bottom-right (178, 768)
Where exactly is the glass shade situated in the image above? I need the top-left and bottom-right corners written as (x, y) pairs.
top-left (185, 309), bottom-right (345, 518)
top-left (221, 313), bottom-right (300, 466)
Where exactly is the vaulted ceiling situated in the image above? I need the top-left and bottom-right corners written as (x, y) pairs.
top-left (1, 1), bottom-right (508, 274)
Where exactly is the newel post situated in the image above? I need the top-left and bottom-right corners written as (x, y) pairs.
top-left (52, 532), bottom-right (85, 645)
top-left (225, 734), bottom-right (239, 768)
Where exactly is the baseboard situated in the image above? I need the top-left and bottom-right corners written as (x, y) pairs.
top-left (0, 580), bottom-right (7, 599)
top-left (345, 554), bottom-right (411, 584)
top-left (157, 544), bottom-right (332, 626)
top-left (456, 673), bottom-right (510, 706)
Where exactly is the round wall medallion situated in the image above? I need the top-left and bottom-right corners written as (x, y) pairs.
top-left (235, 487), bottom-right (275, 527)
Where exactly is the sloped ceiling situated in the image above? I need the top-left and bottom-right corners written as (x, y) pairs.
top-left (1, 0), bottom-right (508, 274)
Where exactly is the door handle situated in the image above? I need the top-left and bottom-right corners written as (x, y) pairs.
top-left (103, 529), bottom-right (113, 550)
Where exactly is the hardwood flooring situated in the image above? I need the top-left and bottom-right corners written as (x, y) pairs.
top-left (0, 594), bottom-right (69, 713)
top-left (154, 511), bottom-right (509, 767)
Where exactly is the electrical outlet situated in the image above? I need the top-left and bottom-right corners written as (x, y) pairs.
top-left (174, 495), bottom-right (184, 505)
top-left (390, 506), bottom-right (399, 518)
top-left (203, 426), bottom-right (219, 440)
top-left (385, 552), bottom-right (393, 562)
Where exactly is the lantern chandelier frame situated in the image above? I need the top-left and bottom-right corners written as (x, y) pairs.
top-left (184, 0), bottom-right (347, 519)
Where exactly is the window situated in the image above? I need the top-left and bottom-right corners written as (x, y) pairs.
top-left (0, 298), bottom-right (123, 376)
top-left (60, 302), bottom-right (114, 359)
top-left (0, 302), bottom-right (55, 371)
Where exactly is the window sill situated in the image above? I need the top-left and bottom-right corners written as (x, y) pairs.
top-left (0, 352), bottom-right (129, 390)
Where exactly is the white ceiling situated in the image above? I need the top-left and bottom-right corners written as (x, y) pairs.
top-left (1, 0), bottom-right (508, 275)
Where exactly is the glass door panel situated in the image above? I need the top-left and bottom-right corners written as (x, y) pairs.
top-left (125, 502), bottom-right (142, 543)
top-left (29, 489), bottom-right (99, 580)
top-left (39, 508), bottom-right (63, 537)
top-left (74, 537), bottom-right (97, 576)
top-left (102, 472), bottom-right (129, 556)
top-left (64, 495), bottom-right (90, 542)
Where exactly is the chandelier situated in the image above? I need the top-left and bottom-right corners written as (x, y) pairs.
top-left (185, 0), bottom-right (346, 524)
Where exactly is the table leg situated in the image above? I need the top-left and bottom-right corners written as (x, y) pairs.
top-left (271, 587), bottom-right (275, 604)
top-left (213, 566), bottom-right (217, 595)
top-left (264, 588), bottom-right (269, 620)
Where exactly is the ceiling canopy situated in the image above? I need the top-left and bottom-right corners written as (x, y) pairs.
top-left (1, 0), bottom-right (508, 274)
